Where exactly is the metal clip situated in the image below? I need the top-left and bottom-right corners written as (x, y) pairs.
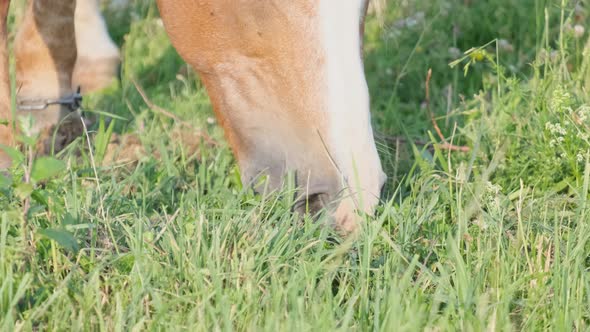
top-left (17, 87), bottom-right (83, 112)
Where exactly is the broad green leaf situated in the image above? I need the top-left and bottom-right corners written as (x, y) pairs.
top-left (16, 129), bottom-right (39, 147)
top-left (0, 172), bottom-right (11, 189)
top-left (31, 157), bottom-right (66, 182)
top-left (31, 189), bottom-right (50, 207)
top-left (14, 182), bottom-right (33, 199)
top-left (0, 144), bottom-right (24, 165)
top-left (94, 116), bottom-right (115, 165)
top-left (18, 134), bottom-right (37, 147)
top-left (39, 228), bottom-right (79, 253)
top-left (62, 212), bottom-right (78, 226)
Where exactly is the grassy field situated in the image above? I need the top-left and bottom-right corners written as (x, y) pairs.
top-left (2, 0), bottom-right (590, 330)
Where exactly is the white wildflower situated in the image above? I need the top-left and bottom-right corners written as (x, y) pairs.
top-left (449, 47), bottom-right (461, 58)
top-left (394, 11), bottom-right (425, 29)
top-left (574, 25), bottom-right (585, 39)
top-left (545, 122), bottom-right (567, 136)
top-left (498, 39), bottom-right (514, 53)
top-left (549, 50), bottom-right (560, 63)
top-left (577, 106), bottom-right (590, 122)
top-left (484, 182), bottom-right (503, 210)
top-left (538, 49), bottom-right (549, 64)
top-left (549, 87), bottom-right (572, 113)
top-left (485, 181), bottom-right (502, 195)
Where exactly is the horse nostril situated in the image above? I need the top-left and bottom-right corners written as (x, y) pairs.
top-left (293, 192), bottom-right (330, 217)
top-left (379, 171), bottom-right (387, 196)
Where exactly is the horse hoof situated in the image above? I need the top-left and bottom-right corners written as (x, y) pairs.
top-left (37, 115), bottom-right (85, 155)
top-left (72, 55), bottom-right (120, 93)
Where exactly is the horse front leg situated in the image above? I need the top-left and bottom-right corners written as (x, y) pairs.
top-left (15, 0), bottom-right (82, 153)
top-left (0, 0), bottom-right (12, 168)
top-left (73, 0), bottom-right (120, 93)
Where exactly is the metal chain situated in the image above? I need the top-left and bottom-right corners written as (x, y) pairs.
top-left (17, 87), bottom-right (83, 112)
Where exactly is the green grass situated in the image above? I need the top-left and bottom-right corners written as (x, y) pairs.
top-left (2, 0), bottom-right (590, 330)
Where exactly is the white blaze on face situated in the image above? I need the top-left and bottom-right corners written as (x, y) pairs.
top-left (319, 0), bottom-right (386, 215)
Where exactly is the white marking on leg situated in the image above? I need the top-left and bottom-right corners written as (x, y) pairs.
top-left (319, 0), bottom-right (386, 213)
top-left (75, 0), bottom-right (120, 60)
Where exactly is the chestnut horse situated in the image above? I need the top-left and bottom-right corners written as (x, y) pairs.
top-left (0, 0), bottom-right (385, 234)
